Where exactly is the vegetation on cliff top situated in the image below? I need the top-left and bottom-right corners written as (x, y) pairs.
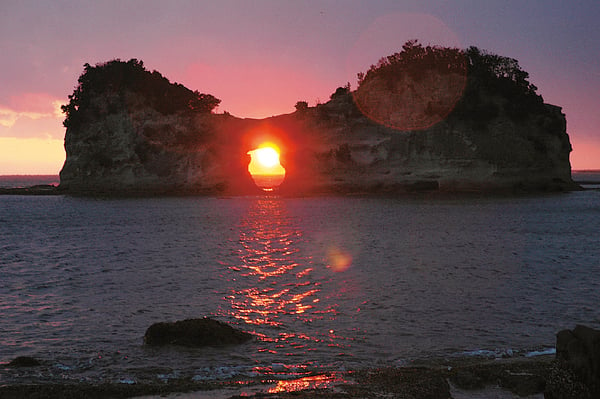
top-left (61, 59), bottom-right (220, 129)
top-left (62, 43), bottom-right (545, 132)
top-left (354, 40), bottom-right (545, 128)
top-left (357, 40), bottom-right (466, 86)
top-left (358, 40), bottom-right (539, 98)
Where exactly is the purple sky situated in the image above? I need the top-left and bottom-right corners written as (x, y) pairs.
top-left (1, 0), bottom-right (598, 173)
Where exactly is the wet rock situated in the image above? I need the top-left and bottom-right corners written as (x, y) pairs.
top-left (449, 358), bottom-right (550, 396)
top-left (499, 371), bottom-right (545, 396)
top-left (545, 361), bottom-right (591, 399)
top-left (545, 324), bottom-right (600, 398)
top-left (144, 318), bottom-right (252, 347)
top-left (350, 367), bottom-right (451, 399)
top-left (8, 356), bottom-right (41, 367)
top-left (449, 370), bottom-right (486, 389)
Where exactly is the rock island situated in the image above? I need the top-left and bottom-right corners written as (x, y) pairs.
top-left (58, 41), bottom-right (578, 196)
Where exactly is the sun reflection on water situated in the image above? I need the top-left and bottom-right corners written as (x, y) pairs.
top-left (267, 373), bottom-right (347, 393)
top-left (218, 196), bottom-right (364, 391)
top-left (225, 197), bottom-right (324, 327)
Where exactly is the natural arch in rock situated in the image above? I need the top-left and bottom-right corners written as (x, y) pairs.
top-left (247, 143), bottom-right (286, 191)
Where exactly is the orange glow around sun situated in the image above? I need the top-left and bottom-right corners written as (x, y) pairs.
top-left (247, 143), bottom-right (286, 190)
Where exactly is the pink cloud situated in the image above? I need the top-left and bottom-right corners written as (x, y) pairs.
top-left (8, 92), bottom-right (63, 114)
top-left (0, 93), bottom-right (64, 138)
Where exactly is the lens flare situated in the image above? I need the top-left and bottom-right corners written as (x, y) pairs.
top-left (327, 246), bottom-right (352, 272)
top-left (346, 13), bottom-right (466, 131)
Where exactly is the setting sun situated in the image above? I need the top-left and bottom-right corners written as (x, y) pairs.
top-left (254, 146), bottom-right (280, 168)
top-left (247, 143), bottom-right (286, 190)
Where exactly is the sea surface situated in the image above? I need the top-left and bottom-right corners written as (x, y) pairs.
top-left (1, 174), bottom-right (599, 388)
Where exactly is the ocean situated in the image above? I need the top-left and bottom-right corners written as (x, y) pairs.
top-left (0, 173), bottom-right (599, 389)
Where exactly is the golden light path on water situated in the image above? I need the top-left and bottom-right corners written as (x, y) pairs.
top-left (220, 196), bottom-right (358, 392)
top-left (226, 197), bottom-right (329, 327)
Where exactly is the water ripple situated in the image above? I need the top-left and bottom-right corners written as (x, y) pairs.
top-left (1, 192), bottom-right (599, 384)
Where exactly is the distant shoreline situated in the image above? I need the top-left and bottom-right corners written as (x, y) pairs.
top-left (0, 175), bottom-right (60, 190)
top-left (572, 170), bottom-right (600, 186)
top-left (1, 170), bottom-right (599, 195)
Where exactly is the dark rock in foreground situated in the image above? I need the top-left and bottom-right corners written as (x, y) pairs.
top-left (143, 318), bottom-right (252, 347)
top-left (7, 356), bottom-right (41, 367)
top-left (447, 357), bottom-right (550, 397)
top-left (545, 324), bottom-right (600, 398)
top-left (350, 367), bottom-right (451, 398)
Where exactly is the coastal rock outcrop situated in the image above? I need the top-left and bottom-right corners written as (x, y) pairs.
top-left (7, 356), bottom-right (41, 368)
top-left (143, 318), bottom-right (252, 347)
top-left (59, 44), bottom-right (578, 195)
top-left (545, 325), bottom-right (600, 398)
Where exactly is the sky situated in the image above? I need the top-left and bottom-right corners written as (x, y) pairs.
top-left (1, 0), bottom-right (599, 174)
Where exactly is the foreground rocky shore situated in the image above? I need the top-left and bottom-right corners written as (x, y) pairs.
top-left (3, 323), bottom-right (599, 398)
top-left (0, 357), bottom-right (554, 399)
top-left (0, 356), bottom-right (553, 399)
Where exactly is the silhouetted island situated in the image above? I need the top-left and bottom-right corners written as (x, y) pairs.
top-left (58, 41), bottom-right (579, 196)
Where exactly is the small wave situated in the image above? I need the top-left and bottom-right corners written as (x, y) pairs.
top-left (458, 348), bottom-right (517, 358)
top-left (189, 362), bottom-right (328, 383)
top-left (453, 346), bottom-right (555, 360)
top-left (191, 365), bottom-right (257, 382)
top-left (524, 348), bottom-right (556, 357)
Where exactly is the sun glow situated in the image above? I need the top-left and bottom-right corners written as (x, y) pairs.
top-left (254, 146), bottom-right (279, 168)
top-left (247, 143), bottom-right (286, 190)
top-left (0, 137), bottom-right (65, 175)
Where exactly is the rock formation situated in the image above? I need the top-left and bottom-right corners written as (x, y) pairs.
top-left (7, 356), bottom-right (41, 368)
top-left (59, 44), bottom-right (579, 196)
top-left (545, 325), bottom-right (600, 398)
top-left (143, 318), bottom-right (252, 347)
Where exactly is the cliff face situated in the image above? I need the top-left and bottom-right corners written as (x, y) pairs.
top-left (60, 96), bottom-right (223, 194)
top-left (277, 92), bottom-right (574, 195)
top-left (59, 50), bottom-right (577, 196)
top-left (59, 59), bottom-right (234, 195)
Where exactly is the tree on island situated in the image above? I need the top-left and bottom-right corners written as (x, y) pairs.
top-left (294, 101), bottom-right (309, 112)
top-left (354, 40), bottom-right (545, 130)
top-left (357, 40), bottom-right (540, 99)
top-left (61, 59), bottom-right (220, 129)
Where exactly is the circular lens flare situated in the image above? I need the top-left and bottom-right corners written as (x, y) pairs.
top-left (327, 246), bottom-right (352, 272)
top-left (346, 14), bottom-right (466, 131)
